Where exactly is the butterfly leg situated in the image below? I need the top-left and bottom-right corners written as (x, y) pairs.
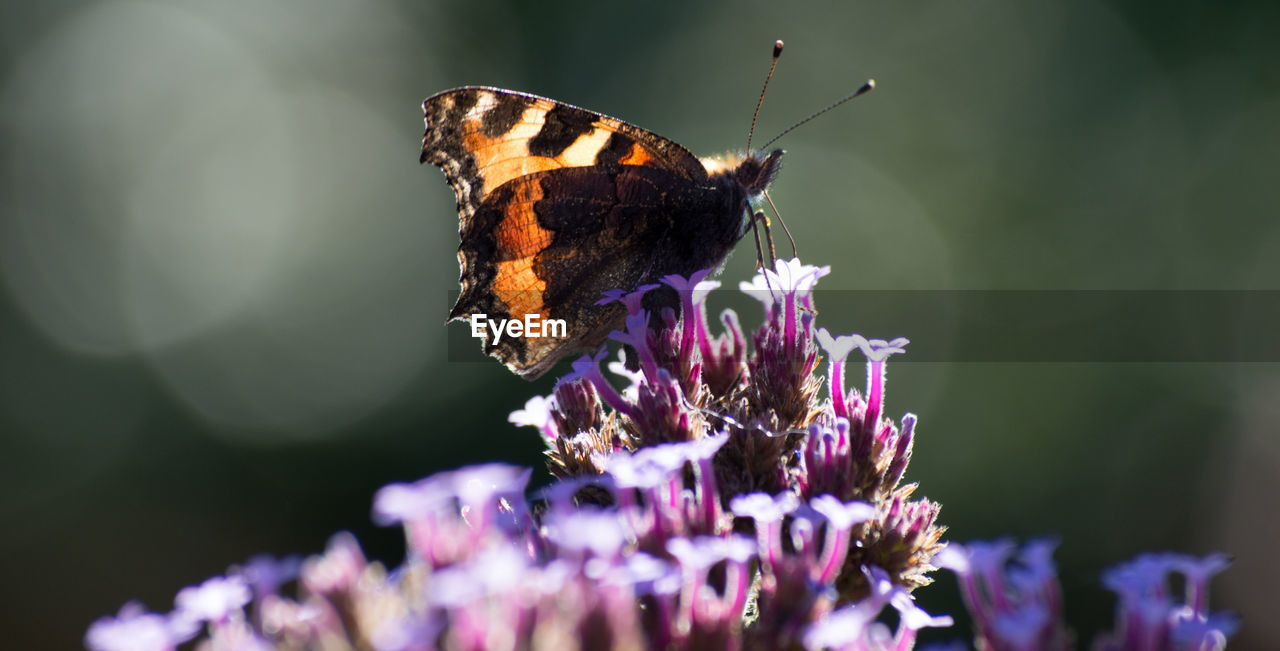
top-left (751, 209), bottom-right (779, 267)
top-left (749, 210), bottom-right (780, 302)
top-left (763, 190), bottom-right (798, 259)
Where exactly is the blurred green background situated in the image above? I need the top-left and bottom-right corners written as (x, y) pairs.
top-left (2, 1), bottom-right (1278, 648)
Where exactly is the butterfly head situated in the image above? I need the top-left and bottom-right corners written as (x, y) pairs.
top-left (735, 149), bottom-right (784, 197)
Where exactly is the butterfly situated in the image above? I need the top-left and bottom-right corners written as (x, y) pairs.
top-left (420, 44), bottom-right (871, 379)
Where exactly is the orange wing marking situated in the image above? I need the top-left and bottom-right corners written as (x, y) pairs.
top-left (461, 104), bottom-right (622, 197)
top-left (619, 143), bottom-right (656, 166)
top-left (490, 178), bottom-right (551, 319)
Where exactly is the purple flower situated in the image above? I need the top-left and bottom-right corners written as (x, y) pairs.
top-left (371, 476), bottom-right (452, 527)
top-left (372, 473), bottom-right (484, 569)
top-left (543, 508), bottom-right (628, 560)
top-left (85, 602), bottom-right (196, 651)
top-left (426, 546), bottom-right (532, 609)
top-left (173, 575), bottom-right (252, 626)
top-left (196, 621), bottom-right (274, 651)
top-left (301, 532), bottom-right (367, 597)
top-left (666, 534), bottom-right (756, 569)
top-left (660, 268), bottom-right (718, 306)
top-left (367, 616), bottom-right (444, 651)
top-left (449, 463), bottom-right (531, 509)
top-left (1170, 552), bottom-right (1231, 617)
top-left (449, 463), bottom-right (531, 524)
top-left (661, 268), bottom-right (717, 363)
top-left (552, 375), bottom-right (606, 437)
top-left (801, 601), bottom-right (885, 651)
top-left (610, 311), bottom-right (662, 380)
top-left (741, 258), bottom-right (829, 352)
top-left (536, 474), bottom-right (609, 513)
top-left (599, 438), bottom-right (729, 549)
top-left (809, 494), bottom-right (876, 530)
top-left (572, 348), bottom-right (632, 415)
top-left (936, 539), bottom-right (1071, 651)
top-left (816, 329), bottom-right (868, 420)
top-left (797, 414), bottom-right (915, 511)
top-left (605, 348), bottom-right (646, 401)
top-left (856, 336), bottom-right (908, 428)
top-left (729, 491), bottom-right (800, 523)
top-left (235, 554), bottom-right (300, 601)
top-left (740, 258), bottom-right (831, 307)
top-left (627, 367), bottom-right (702, 446)
top-left (675, 431), bottom-right (730, 530)
top-left (803, 566), bottom-right (952, 651)
top-left (257, 596), bottom-right (335, 645)
top-left (731, 491), bottom-right (800, 568)
top-left (701, 307), bottom-right (748, 395)
top-left (611, 552), bottom-right (679, 591)
top-left (1095, 552), bottom-right (1236, 651)
top-left (806, 495), bottom-right (876, 584)
top-left (600, 443), bottom-right (686, 491)
top-left (667, 535), bottom-right (758, 642)
top-left (678, 430), bottom-right (729, 465)
top-left (596, 283), bottom-right (660, 313)
top-left (508, 394), bottom-right (559, 443)
top-left (371, 465), bottom-right (533, 566)
top-left (811, 329), bottom-right (910, 448)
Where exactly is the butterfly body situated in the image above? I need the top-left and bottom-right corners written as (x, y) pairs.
top-left (421, 86), bottom-right (782, 378)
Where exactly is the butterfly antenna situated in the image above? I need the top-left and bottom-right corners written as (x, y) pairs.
top-left (746, 40), bottom-right (785, 151)
top-left (763, 190), bottom-right (798, 258)
top-left (760, 79), bottom-right (875, 151)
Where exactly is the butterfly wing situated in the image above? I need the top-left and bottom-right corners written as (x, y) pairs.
top-left (421, 87), bottom-right (746, 378)
top-left (421, 86), bottom-right (708, 219)
top-left (449, 164), bottom-right (748, 378)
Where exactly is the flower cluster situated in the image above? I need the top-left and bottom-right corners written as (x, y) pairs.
top-left (1094, 551), bottom-right (1237, 651)
top-left (524, 259), bottom-right (945, 604)
top-left (936, 539), bottom-right (1237, 651)
top-left (86, 259), bottom-right (949, 650)
top-left (85, 259), bottom-right (1238, 650)
top-left (935, 539), bottom-right (1073, 651)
